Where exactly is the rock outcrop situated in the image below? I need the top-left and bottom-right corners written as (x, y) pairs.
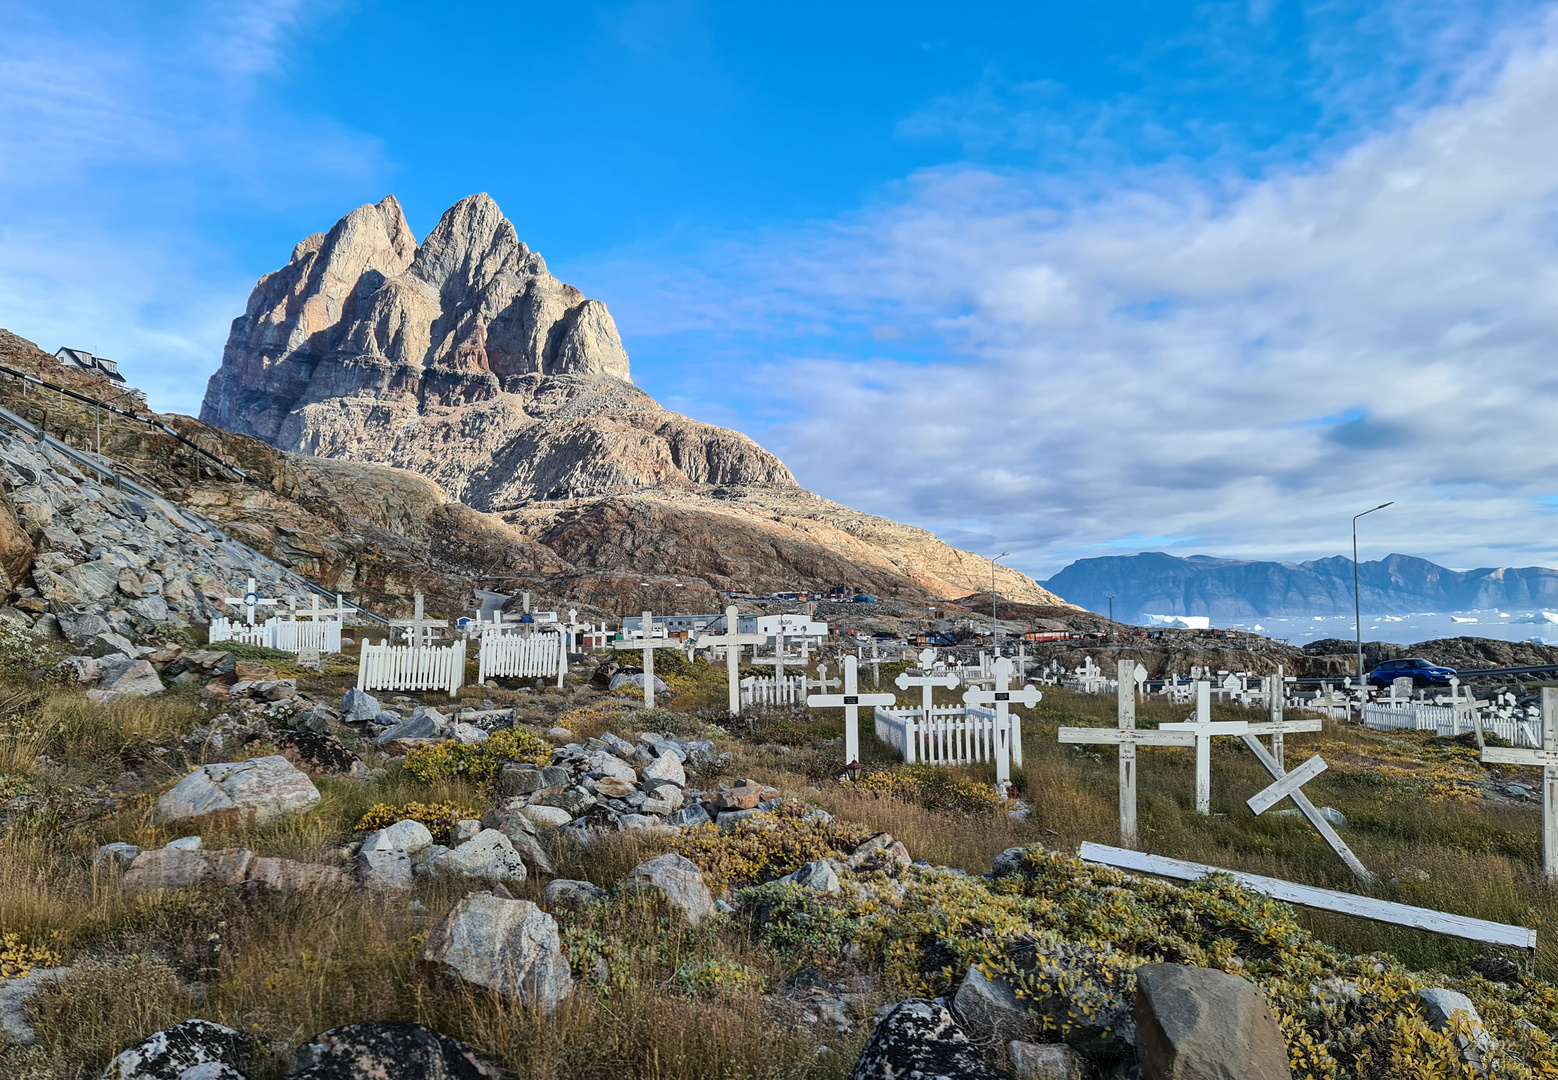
top-left (200, 193), bottom-right (792, 509)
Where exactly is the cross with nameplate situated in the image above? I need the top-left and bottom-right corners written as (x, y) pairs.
top-left (896, 648), bottom-right (960, 725)
top-left (693, 606), bottom-right (770, 717)
top-left (1059, 659), bottom-right (1197, 848)
top-left (1481, 686), bottom-right (1558, 880)
top-left (1243, 665), bottom-right (1319, 770)
top-left (961, 656), bottom-right (1043, 786)
top-left (807, 654), bottom-right (896, 765)
top-left (625, 609), bottom-right (684, 708)
top-left (1159, 681), bottom-right (1249, 815)
top-left (223, 576), bottom-right (279, 626)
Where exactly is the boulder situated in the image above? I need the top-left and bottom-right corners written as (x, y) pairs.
top-left (0, 966), bottom-right (68, 1046)
top-left (271, 729), bottom-right (359, 776)
top-left (417, 894), bottom-right (573, 1012)
top-left (1417, 987), bottom-right (1493, 1064)
top-left (666, 804), bottom-right (712, 828)
top-left (0, 487), bottom-right (34, 595)
top-left (585, 750), bottom-right (636, 782)
top-left (451, 722), bottom-right (488, 744)
top-left (122, 849), bottom-right (255, 894)
top-left (432, 829), bottom-right (527, 885)
top-left (287, 1021), bottom-right (503, 1080)
top-left (152, 756), bottom-right (320, 828)
top-left (481, 820), bottom-right (553, 875)
top-left (87, 655), bottom-right (165, 702)
top-left (357, 847), bottom-right (413, 891)
top-left (100, 1019), bottom-right (257, 1080)
top-left (593, 776), bottom-right (636, 799)
top-left (849, 999), bottom-right (1009, 1080)
top-left (55, 610), bottom-right (110, 646)
top-left (244, 857), bottom-right (349, 892)
top-left (608, 671), bottom-right (670, 696)
top-left (375, 713), bottom-right (446, 747)
top-left (779, 860), bottom-right (840, 893)
top-left (54, 655), bottom-right (103, 684)
top-left (93, 841), bottom-right (142, 869)
top-left (711, 782), bottom-right (765, 811)
top-left (496, 763), bottom-right (544, 796)
top-left (541, 879), bottom-right (607, 910)
top-left (1008, 1041), bottom-right (1088, 1080)
top-left (641, 751), bottom-right (685, 788)
top-left (955, 964), bottom-right (1035, 1041)
top-left (1134, 963), bottom-right (1291, 1080)
top-left (361, 819), bottom-right (434, 858)
top-left (520, 804), bottom-right (574, 830)
top-left (338, 688), bottom-right (381, 724)
top-left (624, 853), bottom-right (715, 925)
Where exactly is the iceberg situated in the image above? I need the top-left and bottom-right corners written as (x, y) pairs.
top-left (1142, 614), bottom-right (1210, 630)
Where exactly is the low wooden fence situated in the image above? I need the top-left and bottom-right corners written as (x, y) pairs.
top-left (873, 704), bottom-right (1012, 767)
top-left (358, 639), bottom-right (466, 697)
top-left (210, 617), bottom-right (342, 654)
top-left (741, 675), bottom-right (805, 708)
top-left (478, 631), bottom-right (565, 685)
top-left (1361, 702), bottom-right (1542, 748)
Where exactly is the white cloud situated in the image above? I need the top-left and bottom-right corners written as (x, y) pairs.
top-left (604, 6), bottom-right (1558, 579)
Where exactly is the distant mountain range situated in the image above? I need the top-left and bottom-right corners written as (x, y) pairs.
top-left (1040, 552), bottom-right (1558, 621)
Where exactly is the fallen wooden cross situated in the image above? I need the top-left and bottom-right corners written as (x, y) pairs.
top-left (1242, 734), bottom-right (1373, 884)
top-left (1078, 841), bottom-right (1534, 952)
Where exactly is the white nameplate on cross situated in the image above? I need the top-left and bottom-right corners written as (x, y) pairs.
top-left (1158, 681), bottom-right (1248, 815)
top-left (807, 654), bottom-right (895, 765)
top-left (1058, 659), bottom-right (1196, 848)
top-left (961, 656), bottom-right (1042, 786)
top-left (1481, 686), bottom-right (1558, 881)
top-left (693, 605), bottom-right (770, 717)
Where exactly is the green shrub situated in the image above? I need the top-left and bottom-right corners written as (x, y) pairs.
top-left (403, 728), bottom-right (552, 785)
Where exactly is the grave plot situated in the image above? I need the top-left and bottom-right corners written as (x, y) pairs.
top-left (1363, 678), bottom-right (1544, 748)
top-left (358, 594), bottom-right (464, 697)
top-left (209, 580), bottom-right (347, 655)
top-left (477, 629), bottom-right (565, 685)
top-left (1062, 656), bottom-right (1116, 694)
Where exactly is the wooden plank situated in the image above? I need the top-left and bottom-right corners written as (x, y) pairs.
top-left (1077, 842), bottom-right (1536, 950)
top-left (1247, 754), bottom-right (1328, 816)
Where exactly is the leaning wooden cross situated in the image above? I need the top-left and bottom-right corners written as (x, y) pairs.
top-left (1481, 686), bottom-right (1558, 881)
top-left (1244, 665), bottom-right (1320, 770)
top-left (807, 654), bottom-right (896, 766)
top-left (961, 656), bottom-right (1042, 787)
top-left (1242, 734), bottom-right (1373, 883)
top-left (693, 605), bottom-right (770, 717)
top-left (1159, 681), bottom-right (1249, 815)
top-left (1058, 660), bottom-right (1198, 848)
top-left (224, 576), bottom-right (279, 626)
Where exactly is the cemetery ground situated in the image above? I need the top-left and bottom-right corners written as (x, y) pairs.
top-left (2, 638), bottom-right (1558, 1078)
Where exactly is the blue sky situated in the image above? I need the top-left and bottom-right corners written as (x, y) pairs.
top-left (4, 0), bottom-right (1558, 582)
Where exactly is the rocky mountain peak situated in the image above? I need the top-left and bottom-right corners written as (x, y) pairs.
top-left (200, 195), bottom-right (785, 509)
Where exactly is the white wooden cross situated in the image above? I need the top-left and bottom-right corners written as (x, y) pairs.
top-left (1244, 665), bottom-right (1320, 771)
top-left (1133, 662), bottom-right (1148, 700)
top-left (389, 594), bottom-right (448, 652)
top-left (560, 608), bottom-right (590, 654)
top-left (223, 576), bottom-right (279, 626)
top-left (961, 656), bottom-right (1043, 787)
top-left (1059, 659), bottom-right (1198, 848)
top-left (693, 606), bottom-right (770, 717)
top-left (1481, 686), bottom-right (1558, 881)
top-left (1158, 681), bottom-right (1249, 815)
top-left (807, 654), bottom-right (896, 765)
top-left (1242, 733), bottom-right (1373, 884)
top-left (624, 609), bottom-right (685, 708)
top-left (806, 663), bottom-right (841, 695)
top-left (863, 640), bottom-right (887, 688)
top-left (895, 648), bottom-right (960, 725)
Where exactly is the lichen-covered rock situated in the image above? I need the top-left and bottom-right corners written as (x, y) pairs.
top-left (100, 1019), bottom-right (257, 1080)
top-left (152, 756), bottom-right (320, 828)
top-left (624, 853), bottom-right (715, 925)
top-left (541, 879), bottom-right (607, 910)
top-left (849, 999), bottom-right (1009, 1080)
top-left (122, 849), bottom-right (255, 894)
top-left (87, 655), bottom-right (165, 702)
top-left (1134, 963), bottom-right (1291, 1080)
top-left (417, 894), bottom-right (572, 1011)
top-left (287, 1021), bottom-right (502, 1080)
top-left (432, 829), bottom-right (527, 885)
top-left (779, 860), bottom-right (840, 893)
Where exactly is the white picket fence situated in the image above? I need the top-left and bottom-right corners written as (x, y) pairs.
top-left (478, 631), bottom-right (565, 684)
top-left (741, 674), bottom-right (805, 708)
top-left (358, 639), bottom-right (466, 697)
top-left (1361, 703), bottom-right (1542, 748)
top-left (210, 617), bottom-right (342, 655)
top-left (873, 704), bottom-right (1013, 766)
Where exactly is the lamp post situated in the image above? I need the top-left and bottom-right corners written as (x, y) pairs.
top-left (1352, 502), bottom-right (1394, 682)
top-left (991, 552), bottom-right (1009, 648)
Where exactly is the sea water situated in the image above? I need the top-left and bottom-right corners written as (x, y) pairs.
top-left (1215, 610), bottom-right (1558, 647)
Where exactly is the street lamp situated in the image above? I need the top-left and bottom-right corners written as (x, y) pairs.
top-left (1352, 502), bottom-right (1394, 683)
top-left (991, 552), bottom-right (1009, 648)
top-left (1105, 593), bottom-right (1115, 625)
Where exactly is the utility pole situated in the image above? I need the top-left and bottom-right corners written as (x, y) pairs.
top-left (1106, 593), bottom-right (1115, 624)
top-left (1352, 502), bottom-right (1394, 682)
top-left (991, 552), bottom-right (1009, 648)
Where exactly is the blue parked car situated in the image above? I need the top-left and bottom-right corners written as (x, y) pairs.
top-left (852, 594), bottom-right (877, 603)
top-left (1367, 657), bottom-right (1456, 688)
